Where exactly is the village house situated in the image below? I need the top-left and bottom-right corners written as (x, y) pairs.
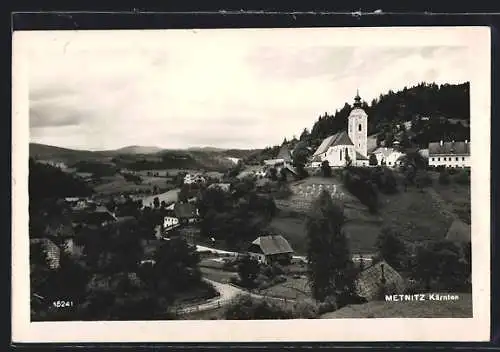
top-left (248, 234), bottom-right (294, 265)
top-left (207, 183), bottom-right (232, 192)
top-left (174, 202), bottom-right (199, 224)
top-left (428, 140), bottom-right (471, 168)
top-left (372, 147), bottom-right (406, 167)
top-left (263, 144), bottom-right (294, 169)
top-left (356, 260), bottom-right (407, 301)
top-left (445, 219), bottom-right (471, 243)
top-left (163, 216), bottom-right (180, 232)
top-left (183, 173), bottom-right (206, 185)
top-left (30, 238), bottom-right (61, 269)
top-left (310, 92), bottom-right (370, 168)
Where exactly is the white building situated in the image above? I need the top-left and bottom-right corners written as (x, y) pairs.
top-left (163, 216), bottom-right (180, 229)
top-left (428, 140), bottom-right (471, 168)
top-left (183, 173), bottom-right (206, 185)
top-left (372, 147), bottom-right (405, 167)
top-left (310, 92), bottom-right (370, 167)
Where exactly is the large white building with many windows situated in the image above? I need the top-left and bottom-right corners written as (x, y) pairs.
top-left (428, 140), bottom-right (470, 168)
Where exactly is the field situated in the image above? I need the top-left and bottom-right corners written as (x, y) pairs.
top-left (430, 173), bottom-right (471, 224)
top-left (271, 172), bottom-right (458, 256)
top-left (258, 277), bottom-right (311, 300)
top-left (139, 188), bottom-right (181, 207)
top-left (200, 267), bottom-right (238, 284)
top-left (320, 293), bottom-right (473, 318)
top-left (93, 174), bottom-right (171, 195)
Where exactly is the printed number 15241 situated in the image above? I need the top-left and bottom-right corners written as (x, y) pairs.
top-left (52, 300), bottom-right (74, 308)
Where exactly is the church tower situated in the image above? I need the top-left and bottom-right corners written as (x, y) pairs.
top-left (348, 90), bottom-right (368, 158)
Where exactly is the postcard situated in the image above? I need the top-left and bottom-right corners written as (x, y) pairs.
top-left (12, 26), bottom-right (491, 342)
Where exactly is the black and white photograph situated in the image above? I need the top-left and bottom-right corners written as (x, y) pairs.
top-left (12, 26), bottom-right (490, 342)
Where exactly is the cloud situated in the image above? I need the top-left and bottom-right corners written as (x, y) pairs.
top-left (24, 30), bottom-right (471, 150)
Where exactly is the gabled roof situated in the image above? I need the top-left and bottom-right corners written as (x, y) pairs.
top-left (313, 131), bottom-right (354, 156)
top-left (428, 141), bottom-right (470, 156)
top-left (276, 145), bottom-right (293, 162)
top-left (356, 260), bottom-right (406, 301)
top-left (251, 235), bottom-right (293, 255)
top-left (174, 202), bottom-right (198, 219)
top-left (446, 219), bottom-right (471, 243)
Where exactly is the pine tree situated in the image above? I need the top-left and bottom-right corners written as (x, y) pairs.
top-left (306, 191), bottom-right (357, 304)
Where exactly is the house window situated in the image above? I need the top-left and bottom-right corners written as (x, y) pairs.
top-left (388, 162), bottom-right (392, 165)
top-left (455, 157), bottom-right (459, 161)
top-left (437, 157), bottom-right (440, 161)
top-left (449, 157), bottom-right (452, 161)
top-left (462, 157), bottom-right (465, 161)
top-left (345, 147), bottom-right (348, 159)
top-left (358, 124), bottom-right (362, 131)
top-left (431, 157), bottom-right (435, 161)
top-left (340, 150), bottom-right (342, 161)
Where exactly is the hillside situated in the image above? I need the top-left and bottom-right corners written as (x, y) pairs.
top-left (29, 143), bottom-right (108, 163)
top-left (320, 293), bottom-right (472, 318)
top-left (247, 82), bottom-right (470, 162)
top-left (30, 143), bottom-right (256, 172)
top-left (105, 145), bottom-right (163, 155)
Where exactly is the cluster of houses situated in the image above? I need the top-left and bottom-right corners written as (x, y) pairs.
top-left (260, 92), bottom-right (471, 173)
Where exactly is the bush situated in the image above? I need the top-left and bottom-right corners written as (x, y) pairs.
top-left (454, 170), bottom-right (470, 185)
top-left (317, 295), bottom-right (338, 315)
top-left (291, 300), bottom-right (319, 319)
top-left (224, 295), bottom-right (293, 320)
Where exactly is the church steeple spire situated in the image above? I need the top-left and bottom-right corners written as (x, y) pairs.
top-left (353, 89), bottom-right (362, 108)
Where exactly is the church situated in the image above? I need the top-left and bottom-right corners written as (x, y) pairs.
top-left (310, 92), bottom-right (370, 168)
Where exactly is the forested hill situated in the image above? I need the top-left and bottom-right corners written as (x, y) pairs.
top-left (309, 82), bottom-right (469, 142)
top-left (246, 82), bottom-right (470, 164)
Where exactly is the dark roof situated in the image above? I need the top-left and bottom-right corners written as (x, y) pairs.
top-left (251, 235), bottom-right (294, 255)
top-left (276, 145), bottom-right (293, 162)
top-left (356, 260), bottom-right (406, 301)
top-left (313, 131), bottom-right (354, 156)
top-left (446, 219), bottom-right (471, 243)
top-left (174, 202), bottom-right (198, 219)
top-left (355, 151), bottom-right (369, 160)
top-left (428, 141), bottom-right (470, 156)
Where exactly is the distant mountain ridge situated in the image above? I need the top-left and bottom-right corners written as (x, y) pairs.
top-left (29, 143), bottom-right (259, 171)
top-left (105, 145), bottom-right (164, 155)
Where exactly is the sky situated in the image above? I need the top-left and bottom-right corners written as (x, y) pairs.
top-left (23, 28), bottom-right (471, 151)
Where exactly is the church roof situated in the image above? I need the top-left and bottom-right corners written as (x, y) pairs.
top-left (313, 131), bottom-right (354, 156)
top-left (355, 151), bottom-right (369, 160)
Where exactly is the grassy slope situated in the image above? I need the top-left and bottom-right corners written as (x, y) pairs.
top-left (321, 294), bottom-right (472, 318)
top-left (269, 173), bottom-right (462, 256)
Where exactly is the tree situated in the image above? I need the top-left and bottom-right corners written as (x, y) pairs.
top-left (300, 128), bottom-right (310, 142)
top-left (291, 141), bottom-right (309, 177)
top-left (237, 255), bottom-right (260, 288)
top-left (321, 160), bottom-right (332, 177)
top-left (153, 196), bottom-right (160, 209)
top-left (411, 240), bottom-right (469, 292)
top-left (369, 154), bottom-right (378, 166)
top-left (306, 190), bottom-right (357, 305)
top-left (269, 167), bottom-right (278, 181)
top-left (375, 227), bottom-right (407, 272)
top-left (345, 153), bottom-right (352, 167)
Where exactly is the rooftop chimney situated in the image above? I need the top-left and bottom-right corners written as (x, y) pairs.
top-left (440, 140), bottom-right (443, 146)
top-left (465, 140), bottom-right (468, 144)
